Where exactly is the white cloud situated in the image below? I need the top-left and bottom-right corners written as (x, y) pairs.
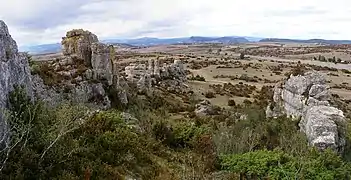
top-left (0, 0), bottom-right (351, 46)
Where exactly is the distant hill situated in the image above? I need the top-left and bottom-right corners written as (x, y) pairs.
top-left (259, 38), bottom-right (351, 44)
top-left (23, 36), bottom-right (351, 55)
top-left (188, 36), bottom-right (249, 43)
top-left (20, 43), bottom-right (61, 54)
top-left (21, 36), bottom-right (256, 54)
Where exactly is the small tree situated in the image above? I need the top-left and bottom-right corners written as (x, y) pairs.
top-left (240, 53), bottom-right (245, 59)
top-left (228, 99), bottom-right (236, 106)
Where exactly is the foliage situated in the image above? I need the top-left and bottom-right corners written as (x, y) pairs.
top-left (213, 106), bottom-right (308, 156)
top-left (240, 53), bottom-right (245, 59)
top-left (34, 62), bottom-right (64, 86)
top-left (227, 99), bottom-right (236, 106)
top-left (220, 149), bottom-right (351, 180)
top-left (2, 84), bottom-right (351, 179)
top-left (204, 91), bottom-right (216, 98)
top-left (285, 64), bottom-right (307, 78)
top-left (188, 74), bottom-right (206, 82)
top-left (153, 120), bottom-right (209, 149)
top-left (0, 87), bottom-right (164, 179)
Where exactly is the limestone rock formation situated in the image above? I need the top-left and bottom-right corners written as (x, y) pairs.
top-left (61, 29), bottom-right (98, 67)
top-left (0, 20), bottom-right (33, 146)
top-left (31, 29), bottom-right (120, 108)
top-left (91, 42), bottom-right (114, 85)
top-left (124, 59), bottom-right (188, 94)
top-left (61, 29), bottom-right (115, 84)
top-left (32, 75), bottom-right (111, 109)
top-left (267, 71), bottom-right (346, 151)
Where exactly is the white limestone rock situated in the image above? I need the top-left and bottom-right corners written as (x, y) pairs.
top-left (267, 70), bottom-right (346, 152)
top-left (0, 20), bottom-right (33, 147)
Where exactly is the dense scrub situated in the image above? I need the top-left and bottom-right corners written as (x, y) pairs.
top-left (0, 86), bottom-right (351, 179)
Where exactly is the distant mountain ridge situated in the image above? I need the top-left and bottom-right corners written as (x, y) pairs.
top-left (21, 36), bottom-right (351, 55)
top-left (259, 38), bottom-right (351, 44)
top-left (21, 36), bottom-right (260, 54)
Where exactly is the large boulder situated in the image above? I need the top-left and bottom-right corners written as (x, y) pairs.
top-left (195, 100), bottom-right (218, 117)
top-left (301, 106), bottom-right (345, 150)
top-left (267, 71), bottom-right (346, 152)
top-left (0, 20), bottom-right (33, 147)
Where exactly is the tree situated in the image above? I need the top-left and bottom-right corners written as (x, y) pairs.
top-left (240, 53), bottom-right (245, 59)
top-left (337, 58), bottom-right (342, 63)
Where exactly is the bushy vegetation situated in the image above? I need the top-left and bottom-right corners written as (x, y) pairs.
top-left (239, 53), bottom-right (245, 60)
top-left (1, 86), bottom-right (351, 179)
top-left (188, 74), bottom-right (206, 82)
top-left (285, 63), bottom-right (307, 78)
top-left (314, 55), bottom-right (346, 64)
top-left (204, 91), bottom-right (216, 98)
top-left (31, 62), bottom-right (65, 86)
top-left (220, 149), bottom-right (351, 180)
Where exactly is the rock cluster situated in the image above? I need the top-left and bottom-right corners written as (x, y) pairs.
top-left (124, 59), bottom-right (188, 94)
top-left (0, 20), bottom-right (33, 146)
top-left (267, 71), bottom-right (346, 151)
top-left (33, 29), bottom-right (118, 108)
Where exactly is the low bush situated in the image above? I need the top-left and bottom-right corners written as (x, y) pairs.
top-left (188, 74), bottom-right (206, 82)
top-left (204, 91), bottom-right (216, 98)
top-left (228, 99), bottom-right (236, 106)
top-left (220, 149), bottom-right (351, 179)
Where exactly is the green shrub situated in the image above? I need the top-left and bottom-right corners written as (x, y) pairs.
top-left (1, 87), bottom-right (167, 179)
top-left (204, 91), bottom-right (216, 98)
top-left (154, 120), bottom-right (210, 149)
top-left (189, 75), bottom-right (206, 82)
top-left (220, 149), bottom-right (351, 180)
top-left (213, 106), bottom-right (308, 155)
top-left (240, 53), bottom-right (245, 59)
top-left (285, 64), bottom-right (307, 78)
top-left (227, 99), bottom-right (236, 106)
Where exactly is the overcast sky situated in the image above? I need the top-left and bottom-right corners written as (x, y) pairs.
top-left (0, 0), bottom-right (350, 46)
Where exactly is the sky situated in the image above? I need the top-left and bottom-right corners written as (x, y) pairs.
top-left (0, 0), bottom-right (351, 46)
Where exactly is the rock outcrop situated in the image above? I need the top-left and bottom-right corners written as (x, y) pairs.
top-left (267, 71), bottom-right (346, 151)
top-left (32, 74), bottom-right (110, 109)
top-left (62, 29), bottom-right (114, 84)
top-left (61, 29), bottom-right (98, 67)
top-left (90, 43), bottom-right (114, 85)
top-left (32, 29), bottom-right (118, 108)
top-left (0, 20), bottom-right (33, 146)
top-left (125, 59), bottom-right (188, 94)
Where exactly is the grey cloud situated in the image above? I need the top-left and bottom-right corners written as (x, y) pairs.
top-left (5, 1), bottom-right (86, 30)
top-left (263, 6), bottom-right (327, 17)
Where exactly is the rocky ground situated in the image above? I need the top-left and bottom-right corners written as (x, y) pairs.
top-left (30, 34), bottom-right (351, 150)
